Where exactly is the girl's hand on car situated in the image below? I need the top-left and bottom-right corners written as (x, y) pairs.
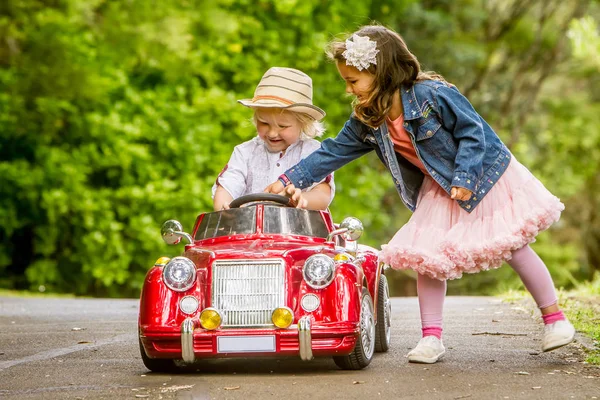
top-left (280, 185), bottom-right (308, 209)
top-left (450, 186), bottom-right (473, 201)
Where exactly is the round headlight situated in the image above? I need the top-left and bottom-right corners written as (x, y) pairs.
top-left (301, 294), bottom-right (320, 312)
top-left (303, 254), bottom-right (335, 289)
top-left (180, 296), bottom-right (199, 314)
top-left (162, 257), bottom-right (196, 292)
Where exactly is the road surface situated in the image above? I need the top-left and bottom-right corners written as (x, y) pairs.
top-left (0, 296), bottom-right (598, 399)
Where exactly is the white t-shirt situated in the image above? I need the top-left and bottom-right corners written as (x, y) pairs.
top-left (212, 136), bottom-right (335, 204)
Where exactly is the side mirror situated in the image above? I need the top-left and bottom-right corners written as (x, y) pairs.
top-left (161, 220), bottom-right (193, 245)
top-left (326, 217), bottom-right (364, 243)
top-left (340, 217), bottom-right (363, 241)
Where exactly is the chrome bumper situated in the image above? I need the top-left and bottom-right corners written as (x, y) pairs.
top-left (181, 316), bottom-right (313, 362)
top-left (181, 318), bottom-right (195, 363)
top-left (298, 316), bottom-right (313, 361)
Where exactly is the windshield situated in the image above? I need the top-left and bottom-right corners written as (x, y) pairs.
top-left (195, 208), bottom-right (256, 240)
top-left (263, 206), bottom-right (328, 238)
top-left (195, 206), bottom-right (329, 240)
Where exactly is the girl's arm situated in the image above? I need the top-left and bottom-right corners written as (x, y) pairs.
top-left (302, 182), bottom-right (331, 210)
top-left (213, 185), bottom-right (234, 211)
top-left (279, 182), bottom-right (332, 210)
top-left (435, 85), bottom-right (486, 194)
top-left (278, 117), bottom-right (373, 191)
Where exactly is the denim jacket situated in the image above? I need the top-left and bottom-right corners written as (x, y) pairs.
top-left (284, 80), bottom-right (511, 213)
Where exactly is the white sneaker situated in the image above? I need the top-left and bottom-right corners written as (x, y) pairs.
top-left (407, 336), bottom-right (446, 364)
top-left (542, 319), bottom-right (575, 352)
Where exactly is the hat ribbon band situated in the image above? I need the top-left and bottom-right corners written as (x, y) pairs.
top-left (252, 95), bottom-right (296, 105)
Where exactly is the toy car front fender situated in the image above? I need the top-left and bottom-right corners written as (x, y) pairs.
top-left (293, 262), bottom-right (365, 324)
top-left (138, 266), bottom-right (207, 334)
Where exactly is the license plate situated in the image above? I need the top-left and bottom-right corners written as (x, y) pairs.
top-left (217, 335), bottom-right (276, 353)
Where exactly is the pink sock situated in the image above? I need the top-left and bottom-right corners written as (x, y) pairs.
top-left (422, 326), bottom-right (443, 339)
top-left (508, 245), bottom-right (559, 309)
top-left (417, 274), bottom-right (446, 339)
top-left (542, 310), bottom-right (566, 325)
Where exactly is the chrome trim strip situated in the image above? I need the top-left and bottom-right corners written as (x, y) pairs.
top-left (181, 318), bottom-right (195, 363)
top-left (298, 316), bottom-right (313, 361)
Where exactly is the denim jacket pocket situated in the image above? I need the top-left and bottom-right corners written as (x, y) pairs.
top-left (414, 117), bottom-right (457, 171)
top-left (364, 133), bottom-right (377, 144)
top-left (415, 118), bottom-right (442, 141)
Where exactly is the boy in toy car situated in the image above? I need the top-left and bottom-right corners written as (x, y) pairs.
top-left (212, 67), bottom-right (334, 211)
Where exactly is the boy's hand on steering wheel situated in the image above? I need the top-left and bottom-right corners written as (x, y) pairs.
top-left (450, 186), bottom-right (473, 201)
top-left (264, 181), bottom-right (285, 194)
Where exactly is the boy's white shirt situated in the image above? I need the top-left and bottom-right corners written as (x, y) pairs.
top-left (212, 136), bottom-right (335, 204)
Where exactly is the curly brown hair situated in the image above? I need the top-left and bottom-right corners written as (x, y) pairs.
top-left (327, 24), bottom-right (446, 128)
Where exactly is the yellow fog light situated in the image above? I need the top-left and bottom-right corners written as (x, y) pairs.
top-left (199, 308), bottom-right (222, 330)
top-left (271, 307), bottom-right (294, 329)
top-left (333, 253), bottom-right (351, 262)
top-left (154, 257), bottom-right (171, 267)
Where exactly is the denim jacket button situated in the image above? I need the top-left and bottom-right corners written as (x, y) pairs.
top-left (426, 130), bottom-right (433, 137)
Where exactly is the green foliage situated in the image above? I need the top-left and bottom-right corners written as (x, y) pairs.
top-left (0, 0), bottom-right (599, 297)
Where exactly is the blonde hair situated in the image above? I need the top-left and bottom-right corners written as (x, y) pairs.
top-left (327, 24), bottom-right (446, 128)
top-left (252, 109), bottom-right (325, 140)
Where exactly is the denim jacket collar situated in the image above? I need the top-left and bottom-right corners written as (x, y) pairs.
top-left (400, 84), bottom-right (422, 121)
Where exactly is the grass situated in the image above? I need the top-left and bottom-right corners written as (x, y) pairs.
top-left (0, 288), bottom-right (78, 298)
top-left (501, 276), bottom-right (600, 365)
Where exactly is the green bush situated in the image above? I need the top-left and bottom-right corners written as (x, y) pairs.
top-left (1, 0), bottom-right (598, 296)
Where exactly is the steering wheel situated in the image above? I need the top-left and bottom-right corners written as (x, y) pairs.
top-left (229, 193), bottom-right (294, 209)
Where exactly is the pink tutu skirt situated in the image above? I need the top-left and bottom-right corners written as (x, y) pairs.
top-left (379, 158), bottom-right (564, 280)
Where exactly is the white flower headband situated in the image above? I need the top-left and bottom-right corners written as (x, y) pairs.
top-left (342, 34), bottom-right (379, 71)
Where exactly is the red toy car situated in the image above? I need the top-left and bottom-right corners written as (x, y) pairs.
top-left (138, 194), bottom-right (391, 371)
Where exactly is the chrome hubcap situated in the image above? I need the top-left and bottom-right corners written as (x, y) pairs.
top-left (384, 283), bottom-right (391, 344)
top-left (360, 295), bottom-right (376, 359)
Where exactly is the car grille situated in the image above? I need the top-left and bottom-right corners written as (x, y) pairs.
top-left (212, 259), bottom-right (285, 327)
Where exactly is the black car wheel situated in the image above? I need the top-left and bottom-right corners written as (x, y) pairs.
top-left (375, 274), bottom-right (391, 352)
top-left (139, 337), bottom-right (179, 373)
top-left (333, 288), bottom-right (375, 370)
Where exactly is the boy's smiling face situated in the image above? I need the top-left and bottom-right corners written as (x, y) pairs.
top-left (255, 109), bottom-right (302, 153)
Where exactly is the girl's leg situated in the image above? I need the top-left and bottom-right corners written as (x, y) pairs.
top-left (508, 245), bottom-right (559, 313)
top-left (507, 244), bottom-right (575, 351)
top-left (417, 273), bottom-right (446, 338)
top-left (408, 274), bottom-right (447, 364)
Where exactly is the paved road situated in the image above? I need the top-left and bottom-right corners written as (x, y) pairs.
top-left (0, 296), bottom-right (598, 399)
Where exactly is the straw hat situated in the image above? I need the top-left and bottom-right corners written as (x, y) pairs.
top-left (238, 67), bottom-right (326, 121)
